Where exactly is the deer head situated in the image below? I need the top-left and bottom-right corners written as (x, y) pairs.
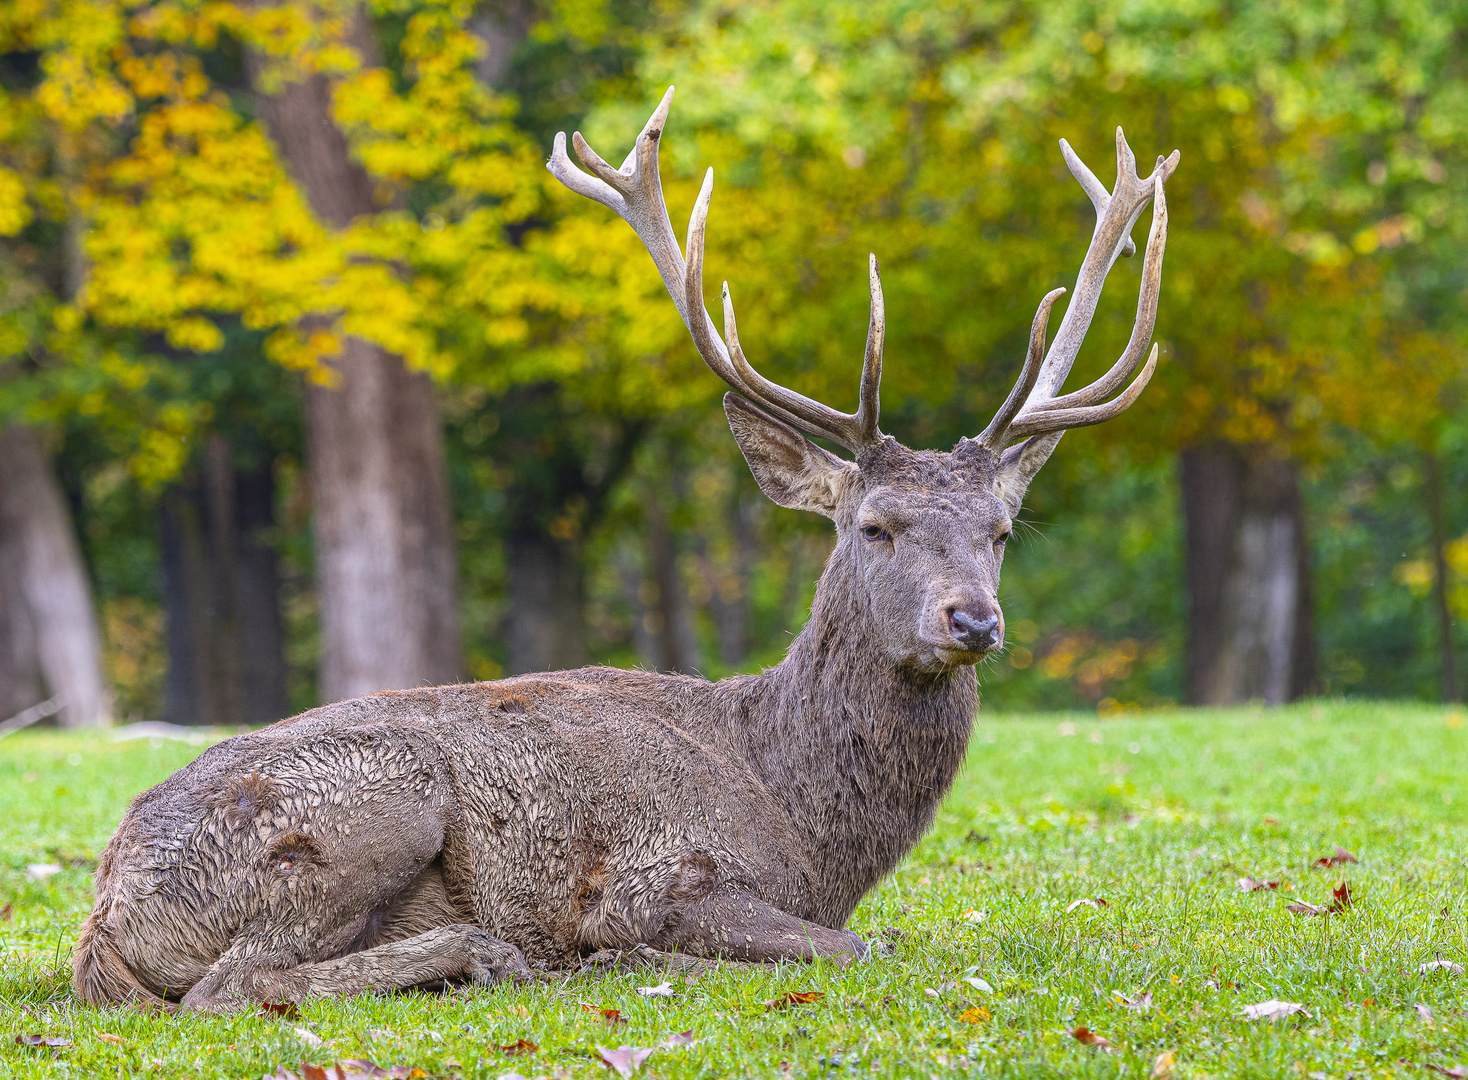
top-left (549, 88), bottom-right (1178, 675)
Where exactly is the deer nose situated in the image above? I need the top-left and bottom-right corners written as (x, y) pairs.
top-left (950, 609), bottom-right (1000, 651)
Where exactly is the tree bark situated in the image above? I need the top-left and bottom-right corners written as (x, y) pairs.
top-left (1181, 443), bottom-right (1314, 705)
top-left (1423, 448), bottom-right (1459, 702)
top-left (0, 425), bottom-right (110, 726)
top-left (161, 440), bottom-right (289, 726)
top-left (249, 12), bottom-right (462, 702)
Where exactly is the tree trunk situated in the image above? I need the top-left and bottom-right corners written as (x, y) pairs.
top-left (642, 485), bottom-right (698, 674)
top-left (0, 425), bottom-right (110, 727)
top-left (1423, 448), bottom-right (1459, 702)
top-left (506, 531), bottom-right (587, 673)
top-left (235, 463), bottom-right (289, 724)
top-left (1181, 444), bottom-right (1314, 705)
top-left (250, 13), bottom-right (462, 702)
top-left (161, 439), bottom-right (289, 726)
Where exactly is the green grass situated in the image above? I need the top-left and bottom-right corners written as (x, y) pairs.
top-left (2, 702), bottom-right (1466, 1078)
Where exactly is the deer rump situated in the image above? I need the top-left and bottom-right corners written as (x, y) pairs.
top-left (75, 90), bottom-right (1175, 1011)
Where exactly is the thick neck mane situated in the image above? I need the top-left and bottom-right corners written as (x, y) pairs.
top-left (714, 536), bottom-right (979, 926)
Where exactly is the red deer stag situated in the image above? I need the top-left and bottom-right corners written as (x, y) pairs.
top-left (74, 87), bottom-right (1176, 1010)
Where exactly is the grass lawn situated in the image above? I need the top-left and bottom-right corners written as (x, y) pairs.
top-left (1, 701), bottom-right (1465, 1079)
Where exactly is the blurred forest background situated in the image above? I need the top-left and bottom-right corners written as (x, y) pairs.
top-left (2, 0), bottom-right (1467, 729)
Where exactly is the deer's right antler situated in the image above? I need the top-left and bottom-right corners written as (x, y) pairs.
top-left (548, 86), bottom-right (886, 456)
top-left (976, 130), bottom-right (1178, 453)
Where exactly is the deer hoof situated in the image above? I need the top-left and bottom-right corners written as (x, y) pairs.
top-left (465, 929), bottom-right (532, 986)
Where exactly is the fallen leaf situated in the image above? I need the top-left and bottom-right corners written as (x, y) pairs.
top-left (1427, 1066), bottom-right (1468, 1079)
top-left (1286, 902), bottom-right (1328, 916)
top-left (1151, 1050), bottom-right (1177, 1078)
top-left (293, 1027), bottom-right (324, 1047)
top-left (0, 901), bottom-right (12, 921)
top-left (1066, 897), bottom-right (1107, 913)
top-left (1071, 1026), bottom-right (1112, 1049)
top-left (1237, 877), bottom-right (1280, 892)
top-left (765, 990), bottom-right (825, 1010)
top-left (1416, 1003), bottom-right (1435, 1024)
top-left (1313, 846), bottom-right (1358, 869)
top-left (1328, 881), bottom-right (1353, 912)
top-left (636, 982), bottom-right (674, 998)
top-left (962, 909), bottom-right (987, 923)
top-left (300, 1067), bottom-right (328, 1080)
top-left (1242, 999), bottom-right (1309, 1021)
top-left (1115, 990), bottom-right (1153, 1011)
top-left (25, 863), bottom-right (62, 881)
top-left (499, 1038), bottom-right (538, 1056)
top-left (1419, 960), bottom-right (1465, 975)
top-left (597, 1044), bottom-right (653, 1077)
top-left (965, 975), bottom-right (994, 993)
top-left (581, 1004), bottom-right (627, 1025)
top-left (957, 1007), bottom-right (989, 1024)
top-left (16, 1034), bottom-right (71, 1049)
top-left (261, 1001), bottom-right (303, 1020)
top-left (97, 1033), bottom-right (127, 1045)
top-left (657, 1031), bottom-right (699, 1049)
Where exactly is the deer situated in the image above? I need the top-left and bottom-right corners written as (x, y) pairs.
top-left (73, 87), bottom-right (1176, 1012)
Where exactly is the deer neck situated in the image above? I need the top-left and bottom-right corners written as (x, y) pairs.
top-left (727, 541), bottom-right (979, 925)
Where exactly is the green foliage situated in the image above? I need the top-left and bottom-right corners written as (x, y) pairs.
top-left (2, 702), bottom-right (1465, 1077)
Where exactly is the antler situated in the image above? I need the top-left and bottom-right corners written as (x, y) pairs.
top-left (547, 86), bottom-right (886, 456)
top-left (977, 130), bottom-right (1179, 452)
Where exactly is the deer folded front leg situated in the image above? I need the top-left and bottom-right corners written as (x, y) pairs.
top-left (664, 886), bottom-right (867, 965)
top-left (180, 925), bottom-right (532, 1012)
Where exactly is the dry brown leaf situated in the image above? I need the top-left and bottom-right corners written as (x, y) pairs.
top-left (1071, 1026), bottom-right (1112, 1050)
top-left (1329, 881), bottom-right (1353, 912)
top-left (500, 1038), bottom-right (538, 1056)
top-left (16, 1034), bottom-right (71, 1049)
top-left (261, 1001), bottom-right (303, 1020)
top-left (581, 1003), bottom-right (627, 1025)
top-left (1065, 897), bottom-right (1107, 913)
top-left (957, 1007), bottom-right (989, 1024)
top-left (1237, 877), bottom-right (1280, 892)
top-left (764, 990), bottom-right (825, 1010)
top-left (1416, 1003), bottom-right (1435, 1024)
top-left (1287, 901), bottom-right (1327, 916)
top-left (96, 1033), bottom-right (127, 1046)
top-left (0, 901), bottom-right (12, 921)
top-left (1427, 1066), bottom-right (1468, 1079)
top-left (597, 1044), bottom-right (653, 1078)
top-left (1314, 846), bottom-right (1358, 869)
top-left (1151, 1050), bottom-right (1177, 1078)
top-left (657, 1031), bottom-right (699, 1049)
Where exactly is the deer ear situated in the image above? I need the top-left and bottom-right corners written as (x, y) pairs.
top-left (990, 433), bottom-right (1062, 515)
top-left (724, 393), bottom-right (856, 518)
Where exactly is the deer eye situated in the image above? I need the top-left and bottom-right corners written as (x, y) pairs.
top-left (861, 524), bottom-right (890, 542)
top-left (994, 531), bottom-right (1011, 548)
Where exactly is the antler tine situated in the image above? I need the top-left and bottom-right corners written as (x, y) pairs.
top-left (1002, 342), bottom-right (1158, 442)
top-left (551, 86), bottom-right (886, 456)
top-left (548, 86), bottom-right (690, 324)
top-left (1031, 173), bottom-right (1168, 413)
top-left (977, 287), bottom-right (1066, 450)
top-left (1061, 136), bottom-right (1135, 259)
top-left (857, 254), bottom-right (885, 444)
top-left (682, 168), bottom-right (851, 444)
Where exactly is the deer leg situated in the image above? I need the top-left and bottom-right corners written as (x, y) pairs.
top-left (181, 925), bottom-right (530, 1012)
top-left (662, 886), bottom-right (867, 965)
